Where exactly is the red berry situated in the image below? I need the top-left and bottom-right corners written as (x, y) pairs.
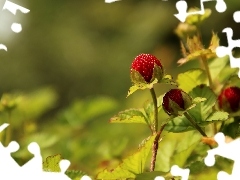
top-left (218, 86), bottom-right (240, 113)
top-left (131, 54), bottom-right (163, 83)
top-left (162, 89), bottom-right (192, 116)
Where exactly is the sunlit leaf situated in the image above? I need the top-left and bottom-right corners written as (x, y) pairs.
top-left (205, 111), bottom-right (229, 122)
top-left (65, 170), bottom-right (87, 180)
top-left (43, 154), bottom-right (61, 172)
top-left (208, 32), bottom-right (219, 52)
top-left (224, 75), bottom-right (240, 88)
top-left (127, 79), bottom-right (158, 97)
top-left (188, 84), bottom-right (216, 123)
top-left (209, 56), bottom-right (238, 85)
top-left (135, 171), bottom-right (167, 180)
top-left (177, 69), bottom-right (207, 93)
top-left (110, 108), bottom-right (148, 124)
top-left (127, 73), bottom-right (177, 97)
top-left (96, 135), bottom-right (156, 179)
top-left (155, 131), bottom-right (201, 172)
top-left (159, 74), bottom-right (178, 86)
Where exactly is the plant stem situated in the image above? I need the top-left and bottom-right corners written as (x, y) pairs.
top-left (200, 55), bottom-right (218, 134)
top-left (150, 124), bottom-right (166, 172)
top-left (149, 87), bottom-right (162, 172)
top-left (5, 111), bottom-right (12, 146)
top-left (150, 88), bottom-right (158, 133)
top-left (201, 55), bottom-right (213, 88)
top-left (183, 112), bottom-right (207, 137)
top-left (184, 112), bottom-right (213, 149)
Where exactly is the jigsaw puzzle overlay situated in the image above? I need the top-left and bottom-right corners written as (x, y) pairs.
top-left (175, 0), bottom-right (240, 78)
top-left (0, 123), bottom-right (92, 180)
top-left (0, 0), bottom-right (239, 179)
top-left (154, 132), bottom-right (240, 180)
top-left (0, 0), bottom-right (30, 51)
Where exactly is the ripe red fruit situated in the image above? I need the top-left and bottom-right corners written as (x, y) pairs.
top-left (131, 54), bottom-right (163, 83)
top-left (162, 89), bottom-right (192, 116)
top-left (218, 86), bottom-right (240, 113)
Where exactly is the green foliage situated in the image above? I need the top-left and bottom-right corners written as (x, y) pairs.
top-left (66, 170), bottom-right (87, 180)
top-left (110, 109), bottom-right (147, 124)
top-left (177, 69), bottom-right (207, 93)
top-left (1, 2), bottom-right (239, 180)
top-left (165, 85), bottom-right (229, 132)
top-left (43, 154), bottom-right (87, 179)
top-left (155, 131), bottom-right (201, 172)
top-left (43, 154), bottom-right (62, 172)
top-left (128, 73), bottom-right (177, 97)
top-left (96, 135), bottom-right (156, 179)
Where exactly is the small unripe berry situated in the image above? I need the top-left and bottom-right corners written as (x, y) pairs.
top-left (162, 89), bottom-right (192, 116)
top-left (218, 86), bottom-right (240, 113)
top-left (130, 53), bottom-right (163, 83)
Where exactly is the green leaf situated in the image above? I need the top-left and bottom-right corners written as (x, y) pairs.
top-left (205, 111), bottom-right (229, 122)
top-left (177, 69), bottom-right (207, 93)
top-left (127, 79), bottom-right (158, 97)
top-left (165, 85), bottom-right (218, 132)
top-left (165, 115), bottom-right (193, 132)
top-left (209, 56), bottom-right (238, 84)
top-left (172, 141), bottom-right (200, 167)
top-left (155, 131), bottom-right (201, 172)
top-left (130, 69), bottom-right (148, 85)
top-left (136, 171), bottom-right (167, 180)
top-left (193, 97), bottom-right (207, 104)
top-left (65, 170), bottom-right (87, 180)
top-left (43, 154), bottom-right (62, 172)
top-left (208, 32), bottom-right (219, 52)
top-left (188, 85), bottom-right (217, 123)
top-left (127, 73), bottom-right (177, 97)
top-left (222, 118), bottom-right (240, 138)
top-left (143, 95), bottom-right (164, 125)
top-left (187, 160), bottom-right (206, 175)
top-left (225, 75), bottom-right (240, 87)
top-left (96, 134), bottom-right (156, 179)
top-left (110, 108), bottom-right (147, 124)
top-left (159, 74), bottom-right (178, 86)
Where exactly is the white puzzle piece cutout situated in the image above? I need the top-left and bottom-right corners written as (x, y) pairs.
top-left (216, 11), bottom-right (240, 78)
top-left (170, 165), bottom-right (190, 180)
top-left (105, 0), bottom-right (121, 3)
top-left (205, 132), bottom-right (240, 180)
top-left (233, 11), bottom-right (240, 23)
top-left (0, 1), bottom-right (30, 50)
top-left (0, 124), bottom-right (92, 180)
top-left (174, 0), bottom-right (227, 22)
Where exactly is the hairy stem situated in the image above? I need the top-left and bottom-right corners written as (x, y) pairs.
top-left (150, 88), bottom-right (158, 133)
top-left (150, 124), bottom-right (166, 172)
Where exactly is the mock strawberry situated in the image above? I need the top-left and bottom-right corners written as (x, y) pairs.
top-left (218, 86), bottom-right (240, 113)
top-left (162, 89), bottom-right (192, 116)
top-left (130, 53), bottom-right (163, 83)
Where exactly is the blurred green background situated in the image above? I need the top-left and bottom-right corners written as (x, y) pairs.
top-left (0, 0), bottom-right (239, 177)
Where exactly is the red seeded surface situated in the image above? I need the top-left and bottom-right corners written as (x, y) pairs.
top-left (131, 54), bottom-right (162, 82)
